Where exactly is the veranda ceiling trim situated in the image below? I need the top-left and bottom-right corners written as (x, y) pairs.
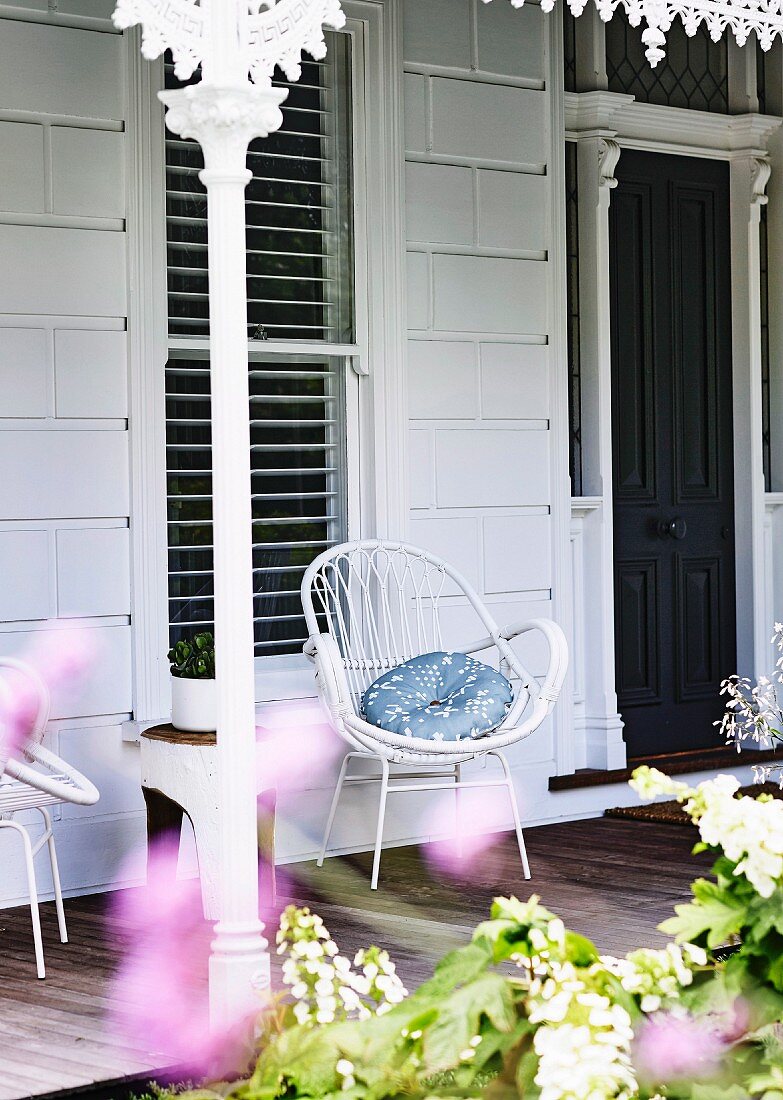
top-left (487, 0), bottom-right (783, 68)
top-left (114, 0), bottom-right (783, 84)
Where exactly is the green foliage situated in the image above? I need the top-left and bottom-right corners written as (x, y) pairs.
top-left (168, 633), bottom-right (215, 679)
top-left (177, 774), bottom-right (783, 1100)
top-left (660, 876), bottom-right (748, 948)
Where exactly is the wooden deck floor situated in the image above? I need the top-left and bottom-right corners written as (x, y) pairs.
top-left (0, 817), bottom-right (708, 1099)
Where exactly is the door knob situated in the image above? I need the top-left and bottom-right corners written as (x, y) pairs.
top-left (657, 517), bottom-right (687, 540)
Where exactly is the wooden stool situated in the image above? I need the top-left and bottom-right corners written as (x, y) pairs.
top-left (140, 724), bottom-right (275, 920)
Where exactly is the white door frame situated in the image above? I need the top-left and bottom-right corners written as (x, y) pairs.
top-left (564, 83), bottom-right (781, 771)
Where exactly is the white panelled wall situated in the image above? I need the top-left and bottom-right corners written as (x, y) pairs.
top-left (403, 0), bottom-right (569, 831)
top-left (0, 3), bottom-right (145, 907)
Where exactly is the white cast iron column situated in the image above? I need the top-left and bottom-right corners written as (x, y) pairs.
top-left (160, 39), bottom-right (287, 1019)
top-left (730, 139), bottom-right (776, 684)
top-left (568, 91), bottom-right (632, 771)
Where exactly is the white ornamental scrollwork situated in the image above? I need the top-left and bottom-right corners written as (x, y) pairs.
top-left (113, 0), bottom-right (345, 85)
top-left (751, 156), bottom-right (772, 206)
top-left (248, 0), bottom-right (346, 84)
top-left (481, 0), bottom-right (783, 67)
top-left (598, 138), bottom-right (622, 190)
top-left (113, 0), bottom-right (204, 79)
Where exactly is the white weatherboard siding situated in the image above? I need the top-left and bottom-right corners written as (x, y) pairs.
top-left (404, 0), bottom-right (565, 837)
top-left (0, 9), bottom-right (144, 907)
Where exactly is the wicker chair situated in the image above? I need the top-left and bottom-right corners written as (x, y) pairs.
top-left (301, 540), bottom-right (568, 889)
top-left (0, 658), bottom-right (99, 977)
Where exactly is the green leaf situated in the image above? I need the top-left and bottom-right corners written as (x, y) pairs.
top-left (659, 878), bottom-right (747, 948)
top-left (514, 1047), bottom-right (540, 1099)
top-left (421, 973), bottom-right (515, 1076)
top-left (563, 930), bottom-right (598, 967)
top-left (413, 942), bottom-right (494, 999)
top-left (241, 1024), bottom-right (343, 1098)
top-left (690, 1085), bottom-right (749, 1100)
top-left (745, 889), bottom-right (783, 942)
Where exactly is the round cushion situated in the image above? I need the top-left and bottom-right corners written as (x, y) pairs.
top-left (361, 651), bottom-right (513, 743)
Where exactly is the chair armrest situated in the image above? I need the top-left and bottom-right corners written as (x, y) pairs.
top-left (5, 743), bottom-right (99, 806)
top-left (458, 632), bottom-right (498, 655)
top-left (500, 618), bottom-right (569, 705)
top-left (303, 633), bottom-right (353, 717)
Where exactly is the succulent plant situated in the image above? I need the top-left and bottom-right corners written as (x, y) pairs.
top-left (167, 632), bottom-right (215, 679)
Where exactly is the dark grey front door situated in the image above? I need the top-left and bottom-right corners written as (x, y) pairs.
top-left (609, 150), bottom-right (736, 758)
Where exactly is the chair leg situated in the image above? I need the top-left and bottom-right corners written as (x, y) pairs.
top-left (494, 751), bottom-right (531, 880)
top-left (318, 753), bottom-right (352, 867)
top-left (370, 758), bottom-right (390, 891)
top-left (454, 762), bottom-right (463, 858)
top-left (1, 820), bottom-right (46, 978)
top-left (40, 809), bottom-right (67, 944)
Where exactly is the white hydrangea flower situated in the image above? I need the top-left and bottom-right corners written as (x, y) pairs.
top-left (276, 906), bottom-right (408, 1026)
top-left (629, 766), bottom-right (692, 802)
top-left (523, 955), bottom-right (637, 1100)
top-left (533, 1014), bottom-right (636, 1100)
top-left (335, 1058), bottom-right (356, 1090)
top-left (602, 942), bottom-right (706, 1015)
top-left (688, 777), bottom-right (783, 898)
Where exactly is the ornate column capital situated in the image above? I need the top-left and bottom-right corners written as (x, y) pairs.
top-left (159, 83), bottom-right (288, 174)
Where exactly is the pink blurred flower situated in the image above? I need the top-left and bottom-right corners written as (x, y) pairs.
top-left (419, 786), bottom-right (507, 878)
top-left (25, 621), bottom-right (100, 702)
top-left (0, 671), bottom-right (38, 769)
top-left (255, 704), bottom-right (341, 793)
top-left (633, 1011), bottom-right (728, 1085)
top-left (0, 621), bottom-right (99, 770)
top-left (110, 836), bottom-right (258, 1078)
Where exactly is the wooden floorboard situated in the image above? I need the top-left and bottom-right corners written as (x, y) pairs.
top-left (0, 817), bottom-right (708, 1099)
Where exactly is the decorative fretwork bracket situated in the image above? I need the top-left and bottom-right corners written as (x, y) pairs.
top-left (481, 0), bottom-right (783, 68)
top-left (598, 138), bottom-right (621, 191)
top-left (751, 156), bottom-right (772, 207)
top-left (113, 0), bottom-right (346, 87)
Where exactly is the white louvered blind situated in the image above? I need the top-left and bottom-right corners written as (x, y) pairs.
top-left (165, 35), bottom-right (354, 657)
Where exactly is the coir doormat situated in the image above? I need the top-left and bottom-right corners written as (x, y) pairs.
top-left (605, 782), bottom-right (783, 826)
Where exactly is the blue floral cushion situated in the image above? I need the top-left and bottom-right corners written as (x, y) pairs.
top-left (361, 651), bottom-right (513, 742)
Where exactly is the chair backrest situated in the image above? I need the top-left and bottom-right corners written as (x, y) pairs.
top-left (0, 658), bottom-right (51, 777)
top-left (302, 540), bottom-right (501, 710)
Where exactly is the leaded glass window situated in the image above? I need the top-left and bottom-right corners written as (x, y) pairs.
top-left (564, 8), bottom-right (577, 92)
top-left (565, 140), bottom-right (582, 496)
top-left (606, 11), bottom-right (728, 112)
top-left (761, 203), bottom-right (771, 491)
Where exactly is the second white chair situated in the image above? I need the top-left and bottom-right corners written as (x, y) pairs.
top-left (0, 658), bottom-right (99, 978)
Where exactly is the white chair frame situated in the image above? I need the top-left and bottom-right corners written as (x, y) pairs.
top-left (301, 540), bottom-right (568, 889)
top-left (0, 658), bottom-right (99, 977)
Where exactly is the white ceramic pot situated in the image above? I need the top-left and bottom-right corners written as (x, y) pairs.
top-left (170, 675), bottom-right (217, 734)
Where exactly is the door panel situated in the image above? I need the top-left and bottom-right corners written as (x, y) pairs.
top-left (610, 151), bottom-right (736, 757)
top-left (616, 560), bottom-right (659, 703)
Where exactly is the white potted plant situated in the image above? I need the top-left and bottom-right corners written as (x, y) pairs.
top-left (168, 631), bottom-right (216, 734)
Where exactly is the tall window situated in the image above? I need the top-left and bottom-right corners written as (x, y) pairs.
top-left (164, 34), bottom-right (356, 657)
top-left (565, 141), bottom-right (582, 496)
top-left (760, 202), bottom-right (772, 491)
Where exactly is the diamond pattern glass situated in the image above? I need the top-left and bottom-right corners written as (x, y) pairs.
top-left (564, 8), bottom-right (577, 92)
top-left (606, 10), bottom-right (728, 113)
